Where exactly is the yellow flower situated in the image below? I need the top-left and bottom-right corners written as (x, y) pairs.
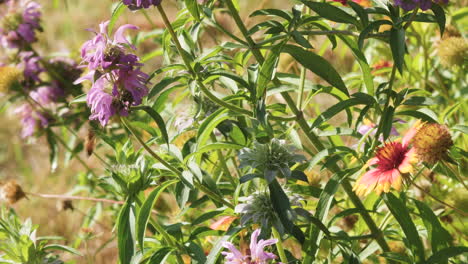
top-left (437, 37), bottom-right (468, 68)
top-left (0, 66), bottom-right (22, 93)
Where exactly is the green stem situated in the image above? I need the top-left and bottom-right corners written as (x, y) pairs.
top-left (210, 133), bottom-right (237, 185)
top-left (223, 0), bottom-right (391, 254)
top-left (272, 227), bottom-right (288, 264)
top-left (121, 117), bottom-right (234, 209)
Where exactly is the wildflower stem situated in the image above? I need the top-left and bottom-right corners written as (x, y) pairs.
top-left (121, 117), bottom-right (235, 209)
top-left (156, 5), bottom-right (253, 117)
top-left (29, 192), bottom-right (124, 205)
top-left (223, 0), bottom-right (391, 255)
top-left (272, 227), bottom-right (288, 264)
top-left (408, 179), bottom-right (468, 216)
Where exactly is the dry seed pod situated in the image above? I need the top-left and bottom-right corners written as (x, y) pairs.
top-left (0, 180), bottom-right (26, 205)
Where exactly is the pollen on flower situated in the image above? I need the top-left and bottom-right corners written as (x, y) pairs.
top-left (411, 123), bottom-right (453, 164)
top-left (0, 66), bottom-right (22, 93)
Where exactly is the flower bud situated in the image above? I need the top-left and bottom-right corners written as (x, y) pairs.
top-left (412, 123), bottom-right (453, 164)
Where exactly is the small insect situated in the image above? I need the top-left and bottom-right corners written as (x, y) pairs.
top-left (85, 127), bottom-right (96, 157)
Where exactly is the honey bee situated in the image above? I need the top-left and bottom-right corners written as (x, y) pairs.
top-left (85, 127), bottom-right (96, 157)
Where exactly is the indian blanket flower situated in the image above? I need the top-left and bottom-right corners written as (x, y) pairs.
top-left (122, 0), bottom-right (162, 10)
top-left (14, 103), bottom-right (49, 138)
top-left (222, 229), bottom-right (280, 264)
top-left (411, 123), bottom-right (453, 164)
top-left (77, 21), bottom-right (149, 126)
top-left (354, 124), bottom-right (420, 196)
top-left (0, 0), bottom-right (41, 48)
top-left (239, 139), bottom-right (305, 183)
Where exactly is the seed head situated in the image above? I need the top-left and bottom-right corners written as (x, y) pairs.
top-left (0, 180), bottom-right (26, 205)
top-left (412, 123), bottom-right (453, 164)
top-left (437, 37), bottom-right (468, 68)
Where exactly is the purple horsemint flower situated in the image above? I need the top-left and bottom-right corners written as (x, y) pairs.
top-left (122, 0), bottom-right (162, 10)
top-left (357, 119), bottom-right (399, 138)
top-left (18, 51), bottom-right (43, 87)
top-left (0, 0), bottom-right (41, 48)
top-left (14, 103), bottom-right (49, 138)
top-left (77, 21), bottom-right (149, 126)
top-left (222, 229), bottom-right (281, 264)
top-left (393, 0), bottom-right (447, 11)
top-left (30, 84), bottom-right (64, 105)
top-left (80, 21), bottom-right (138, 71)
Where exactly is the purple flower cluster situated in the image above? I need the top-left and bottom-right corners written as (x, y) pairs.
top-left (18, 51), bottom-right (42, 88)
top-left (122, 0), bottom-right (162, 10)
top-left (76, 21), bottom-right (149, 126)
top-left (222, 229), bottom-right (281, 264)
top-left (0, 0), bottom-right (41, 48)
top-left (394, 0), bottom-right (448, 11)
top-left (14, 103), bottom-right (49, 138)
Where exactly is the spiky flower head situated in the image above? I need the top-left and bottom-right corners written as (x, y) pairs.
top-left (437, 37), bottom-right (468, 68)
top-left (235, 190), bottom-right (302, 235)
top-left (0, 180), bottom-right (26, 205)
top-left (239, 139), bottom-right (305, 183)
top-left (411, 123), bottom-right (453, 164)
top-left (0, 66), bottom-right (21, 93)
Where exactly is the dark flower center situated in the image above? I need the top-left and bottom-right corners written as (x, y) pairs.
top-left (375, 142), bottom-right (407, 170)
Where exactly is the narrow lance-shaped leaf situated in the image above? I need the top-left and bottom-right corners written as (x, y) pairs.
top-left (136, 180), bottom-right (178, 252)
top-left (383, 193), bottom-right (425, 262)
top-left (390, 27), bottom-right (406, 74)
top-left (282, 45), bottom-right (348, 96)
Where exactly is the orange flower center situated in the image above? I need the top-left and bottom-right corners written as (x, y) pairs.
top-left (375, 142), bottom-right (408, 171)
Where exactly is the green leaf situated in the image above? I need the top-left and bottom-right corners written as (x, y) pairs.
top-left (383, 193), bottom-right (425, 262)
top-left (46, 130), bottom-right (59, 173)
top-left (196, 109), bottom-right (230, 149)
top-left (133, 106), bottom-right (169, 145)
top-left (257, 43), bottom-right (284, 99)
top-left (148, 76), bottom-right (183, 100)
top-left (431, 4), bottom-right (446, 37)
top-left (283, 45), bottom-right (348, 96)
top-left (250, 9), bottom-right (292, 21)
top-left (205, 227), bottom-right (242, 264)
top-left (396, 108), bottom-right (438, 123)
top-left (301, 1), bottom-right (358, 25)
top-left (185, 142), bottom-right (244, 162)
top-left (269, 180), bottom-right (305, 243)
top-left (43, 244), bottom-right (82, 256)
top-left (426, 247), bottom-right (468, 264)
top-left (338, 35), bottom-right (374, 94)
top-left (117, 200), bottom-right (135, 264)
top-left (390, 27), bottom-right (406, 74)
top-left (136, 180), bottom-right (178, 251)
top-left (146, 247), bottom-right (174, 264)
top-left (413, 200), bottom-right (452, 254)
top-left (348, 1), bottom-right (369, 28)
top-left (358, 20), bottom-right (392, 49)
top-left (380, 252), bottom-right (412, 263)
top-left (109, 3), bottom-right (126, 36)
top-left (185, 0), bottom-right (201, 21)
top-left (311, 96), bottom-right (374, 128)
top-left (304, 170), bottom-right (352, 261)
top-left (69, 94), bottom-right (87, 105)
